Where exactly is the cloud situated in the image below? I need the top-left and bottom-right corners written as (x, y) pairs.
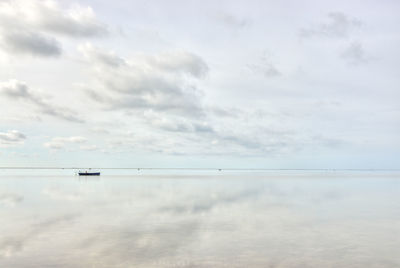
top-left (78, 44), bottom-right (126, 67)
top-left (77, 46), bottom-right (304, 157)
top-left (300, 12), bottom-right (361, 39)
top-left (340, 41), bottom-right (370, 65)
top-left (143, 112), bottom-right (214, 133)
top-left (80, 145), bottom-right (99, 151)
top-left (109, 120), bottom-right (297, 157)
top-left (53, 136), bottom-right (87, 143)
top-left (214, 12), bottom-right (251, 29)
top-left (0, 0), bottom-right (106, 57)
top-left (248, 62), bottom-right (280, 77)
top-left (147, 51), bottom-right (209, 78)
top-left (0, 130), bottom-right (26, 147)
top-left (247, 54), bottom-right (281, 78)
top-left (209, 106), bottom-right (241, 118)
top-left (0, 79), bottom-right (84, 123)
top-left (44, 136), bottom-right (87, 150)
top-left (0, 30), bottom-right (61, 57)
top-left (79, 43), bottom-right (208, 117)
top-left (28, 1), bottom-right (108, 37)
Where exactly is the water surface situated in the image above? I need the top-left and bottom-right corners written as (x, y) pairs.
top-left (0, 172), bottom-right (399, 267)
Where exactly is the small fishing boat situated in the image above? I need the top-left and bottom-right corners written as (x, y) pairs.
top-left (78, 169), bottom-right (100, 176)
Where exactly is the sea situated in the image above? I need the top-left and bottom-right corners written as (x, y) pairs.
top-left (0, 170), bottom-right (399, 267)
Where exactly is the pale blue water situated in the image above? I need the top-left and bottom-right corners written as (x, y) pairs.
top-left (0, 172), bottom-right (399, 267)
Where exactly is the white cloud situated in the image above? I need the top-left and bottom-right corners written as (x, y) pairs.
top-left (44, 136), bottom-right (87, 150)
top-left (53, 136), bottom-right (87, 143)
top-left (43, 141), bottom-right (64, 150)
top-left (80, 145), bottom-right (98, 151)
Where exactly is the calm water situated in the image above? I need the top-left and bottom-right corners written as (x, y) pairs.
top-left (0, 172), bottom-right (399, 267)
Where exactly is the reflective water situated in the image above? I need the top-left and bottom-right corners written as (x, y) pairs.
top-left (0, 173), bottom-right (399, 267)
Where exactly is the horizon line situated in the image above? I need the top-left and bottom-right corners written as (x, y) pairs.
top-left (0, 167), bottom-right (399, 171)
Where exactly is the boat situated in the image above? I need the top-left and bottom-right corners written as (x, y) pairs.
top-left (78, 169), bottom-right (100, 176)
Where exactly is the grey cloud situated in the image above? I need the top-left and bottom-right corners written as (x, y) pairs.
top-left (209, 106), bottom-right (242, 118)
top-left (200, 123), bottom-right (295, 156)
top-left (248, 62), bottom-right (281, 78)
top-left (160, 121), bottom-right (213, 133)
top-left (41, 107), bottom-right (84, 122)
top-left (193, 123), bottom-right (214, 133)
top-left (0, 80), bottom-right (84, 123)
top-left (80, 44), bottom-right (208, 117)
top-left (341, 41), bottom-right (370, 65)
top-left (311, 135), bottom-right (347, 148)
top-left (79, 43), bottom-right (125, 67)
top-left (0, 0), bottom-right (106, 57)
top-left (0, 31), bottom-right (61, 57)
top-left (105, 93), bottom-right (205, 117)
top-left (215, 134), bottom-right (289, 156)
top-left (0, 130), bottom-right (26, 143)
top-left (116, 126), bottom-right (293, 157)
top-left (104, 106), bottom-right (300, 156)
top-left (143, 113), bottom-right (214, 134)
top-left (247, 52), bottom-right (281, 78)
top-left (221, 135), bottom-right (265, 150)
top-left (300, 12), bottom-right (361, 39)
top-left (147, 51), bottom-right (209, 78)
top-left (0, 130), bottom-right (26, 146)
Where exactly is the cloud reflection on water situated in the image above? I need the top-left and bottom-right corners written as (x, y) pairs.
top-left (0, 174), bottom-right (399, 267)
top-left (0, 213), bottom-right (80, 258)
top-left (0, 192), bottom-right (23, 207)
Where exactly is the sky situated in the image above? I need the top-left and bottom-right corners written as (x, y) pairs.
top-left (0, 0), bottom-right (399, 168)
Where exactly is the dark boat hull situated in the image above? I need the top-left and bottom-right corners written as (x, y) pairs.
top-left (79, 172), bottom-right (100, 176)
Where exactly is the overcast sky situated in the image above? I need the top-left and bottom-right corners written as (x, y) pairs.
top-left (0, 0), bottom-right (399, 168)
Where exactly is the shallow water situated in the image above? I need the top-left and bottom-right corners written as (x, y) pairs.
top-left (0, 173), bottom-right (399, 267)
